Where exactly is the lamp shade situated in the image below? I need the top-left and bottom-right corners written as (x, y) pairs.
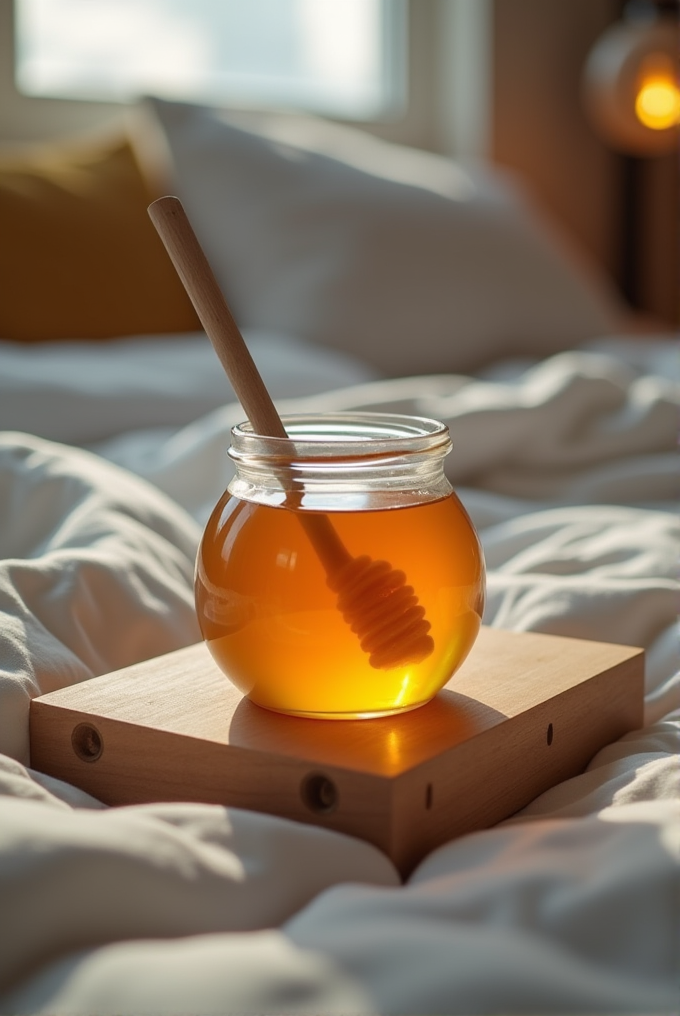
top-left (582, 16), bottom-right (679, 155)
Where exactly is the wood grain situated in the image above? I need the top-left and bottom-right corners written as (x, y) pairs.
top-left (30, 627), bottom-right (644, 876)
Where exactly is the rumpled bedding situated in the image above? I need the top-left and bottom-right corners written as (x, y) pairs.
top-left (0, 332), bottom-right (678, 1015)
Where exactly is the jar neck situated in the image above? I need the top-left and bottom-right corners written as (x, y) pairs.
top-left (227, 413), bottom-right (453, 511)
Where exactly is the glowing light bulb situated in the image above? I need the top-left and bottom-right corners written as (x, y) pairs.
top-left (635, 76), bottom-right (680, 130)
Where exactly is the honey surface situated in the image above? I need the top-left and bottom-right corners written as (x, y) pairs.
top-left (196, 494), bottom-right (485, 718)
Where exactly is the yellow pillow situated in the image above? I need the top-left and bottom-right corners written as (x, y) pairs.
top-left (0, 133), bottom-right (200, 341)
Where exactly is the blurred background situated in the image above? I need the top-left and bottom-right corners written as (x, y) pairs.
top-left (0, 0), bottom-right (677, 329)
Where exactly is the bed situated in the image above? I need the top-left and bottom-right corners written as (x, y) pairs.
top-left (0, 97), bottom-right (678, 1015)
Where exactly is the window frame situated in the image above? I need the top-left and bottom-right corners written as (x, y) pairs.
top-left (0, 0), bottom-right (492, 157)
top-left (13, 0), bottom-right (408, 122)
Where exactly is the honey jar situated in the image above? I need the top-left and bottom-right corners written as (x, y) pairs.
top-left (195, 413), bottom-right (485, 719)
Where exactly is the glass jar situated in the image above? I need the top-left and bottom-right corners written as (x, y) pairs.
top-left (195, 413), bottom-right (485, 719)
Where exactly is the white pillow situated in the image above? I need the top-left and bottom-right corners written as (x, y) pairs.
top-left (139, 97), bottom-right (624, 377)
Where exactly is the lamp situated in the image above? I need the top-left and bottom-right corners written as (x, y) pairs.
top-left (582, 0), bottom-right (679, 155)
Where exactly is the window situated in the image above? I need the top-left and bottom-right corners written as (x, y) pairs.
top-left (15, 0), bottom-right (407, 120)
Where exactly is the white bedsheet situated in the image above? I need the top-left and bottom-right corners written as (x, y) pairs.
top-left (0, 334), bottom-right (678, 1015)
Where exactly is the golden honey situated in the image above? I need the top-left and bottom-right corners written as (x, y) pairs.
top-left (195, 414), bottom-right (486, 719)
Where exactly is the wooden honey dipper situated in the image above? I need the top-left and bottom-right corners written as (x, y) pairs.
top-left (148, 196), bottom-right (434, 670)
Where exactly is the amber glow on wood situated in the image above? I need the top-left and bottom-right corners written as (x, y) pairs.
top-left (30, 628), bottom-right (644, 876)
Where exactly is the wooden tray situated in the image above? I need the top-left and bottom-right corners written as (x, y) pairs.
top-left (30, 627), bottom-right (644, 876)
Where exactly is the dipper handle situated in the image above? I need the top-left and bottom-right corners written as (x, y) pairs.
top-left (148, 196), bottom-right (287, 440)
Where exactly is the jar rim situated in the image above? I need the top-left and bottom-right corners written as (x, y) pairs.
top-left (228, 412), bottom-right (452, 510)
top-left (230, 412), bottom-right (451, 459)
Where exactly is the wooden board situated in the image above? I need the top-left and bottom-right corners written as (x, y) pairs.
top-left (30, 627), bottom-right (644, 876)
